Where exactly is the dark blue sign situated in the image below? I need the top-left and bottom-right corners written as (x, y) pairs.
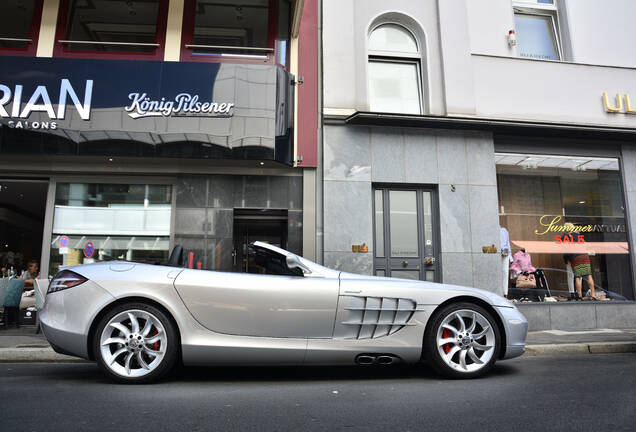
top-left (0, 57), bottom-right (294, 165)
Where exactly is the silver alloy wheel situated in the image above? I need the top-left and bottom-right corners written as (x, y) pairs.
top-left (436, 309), bottom-right (496, 373)
top-left (99, 309), bottom-right (167, 378)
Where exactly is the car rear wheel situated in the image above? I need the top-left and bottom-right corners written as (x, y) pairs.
top-left (424, 302), bottom-right (501, 379)
top-left (93, 302), bottom-right (178, 384)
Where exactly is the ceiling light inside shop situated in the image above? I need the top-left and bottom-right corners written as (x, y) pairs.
top-left (579, 201), bottom-right (586, 204)
top-left (259, 162), bottom-right (265, 166)
top-left (495, 153), bottom-right (619, 171)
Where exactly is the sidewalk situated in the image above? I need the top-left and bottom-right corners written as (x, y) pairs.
top-left (1, 326), bottom-right (635, 362)
top-left (525, 328), bottom-right (636, 356)
top-left (0, 327), bottom-right (84, 362)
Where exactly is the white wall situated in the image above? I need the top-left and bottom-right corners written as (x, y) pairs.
top-left (473, 55), bottom-right (636, 127)
top-left (467, 0), bottom-right (517, 57)
top-left (563, 0), bottom-right (636, 67)
top-left (323, 0), bottom-right (636, 125)
top-left (322, 0), bottom-right (445, 114)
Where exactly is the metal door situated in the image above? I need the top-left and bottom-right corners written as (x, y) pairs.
top-left (373, 187), bottom-right (440, 281)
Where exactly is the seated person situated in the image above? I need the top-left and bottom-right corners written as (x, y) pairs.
top-left (19, 259), bottom-right (40, 309)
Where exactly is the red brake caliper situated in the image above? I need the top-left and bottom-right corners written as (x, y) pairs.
top-left (442, 329), bottom-right (451, 354)
top-left (151, 328), bottom-right (160, 351)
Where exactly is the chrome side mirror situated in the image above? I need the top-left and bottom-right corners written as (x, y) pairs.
top-left (286, 255), bottom-right (310, 274)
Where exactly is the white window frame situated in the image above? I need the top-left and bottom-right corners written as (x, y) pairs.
top-left (367, 23), bottom-right (423, 115)
top-left (513, 0), bottom-right (563, 61)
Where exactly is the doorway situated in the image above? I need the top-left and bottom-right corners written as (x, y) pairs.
top-left (232, 209), bottom-right (288, 273)
top-left (373, 186), bottom-right (440, 281)
top-left (0, 179), bottom-right (48, 276)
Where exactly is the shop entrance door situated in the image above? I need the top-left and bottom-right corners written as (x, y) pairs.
top-left (0, 179), bottom-right (48, 276)
top-left (232, 209), bottom-right (288, 273)
top-left (373, 187), bottom-right (440, 282)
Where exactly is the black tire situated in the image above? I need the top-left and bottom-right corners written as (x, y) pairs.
top-left (423, 302), bottom-right (501, 379)
top-left (93, 302), bottom-right (179, 384)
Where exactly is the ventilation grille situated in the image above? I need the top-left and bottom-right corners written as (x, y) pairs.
top-left (341, 296), bottom-right (417, 339)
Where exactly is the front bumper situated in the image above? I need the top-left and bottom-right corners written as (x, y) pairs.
top-left (496, 306), bottom-right (528, 360)
top-left (40, 280), bottom-right (115, 359)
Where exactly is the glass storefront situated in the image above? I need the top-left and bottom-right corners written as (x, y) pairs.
top-left (496, 153), bottom-right (633, 302)
top-left (49, 183), bottom-right (172, 275)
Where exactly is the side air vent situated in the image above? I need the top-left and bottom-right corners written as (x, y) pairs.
top-left (339, 296), bottom-right (418, 339)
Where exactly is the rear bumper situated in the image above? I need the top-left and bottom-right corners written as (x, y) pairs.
top-left (496, 306), bottom-right (528, 360)
top-left (39, 280), bottom-right (115, 359)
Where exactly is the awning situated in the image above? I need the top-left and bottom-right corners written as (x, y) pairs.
top-left (344, 112), bottom-right (636, 140)
top-left (511, 241), bottom-right (630, 255)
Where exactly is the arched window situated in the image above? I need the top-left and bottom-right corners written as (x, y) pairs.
top-left (368, 24), bottom-right (422, 114)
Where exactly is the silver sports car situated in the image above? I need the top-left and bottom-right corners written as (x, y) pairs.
top-left (40, 241), bottom-right (528, 383)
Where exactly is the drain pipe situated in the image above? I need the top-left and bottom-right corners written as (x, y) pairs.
top-left (315, 0), bottom-right (324, 264)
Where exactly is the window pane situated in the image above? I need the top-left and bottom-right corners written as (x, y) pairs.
top-left (368, 61), bottom-right (421, 114)
top-left (193, 0), bottom-right (269, 54)
top-left (49, 234), bottom-right (170, 274)
top-left (391, 270), bottom-right (420, 280)
top-left (389, 190), bottom-right (419, 257)
top-left (496, 154), bottom-right (633, 302)
top-left (514, 13), bottom-right (560, 60)
top-left (423, 191), bottom-right (434, 256)
top-left (65, 0), bottom-right (161, 52)
top-left (50, 183), bottom-right (172, 274)
top-left (375, 190), bottom-right (385, 258)
top-left (375, 269), bottom-right (386, 277)
top-left (0, 0), bottom-right (36, 49)
top-left (369, 24), bottom-right (417, 53)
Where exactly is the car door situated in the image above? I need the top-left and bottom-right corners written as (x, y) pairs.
top-left (173, 253), bottom-right (339, 338)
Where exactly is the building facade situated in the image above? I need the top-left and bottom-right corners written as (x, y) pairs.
top-left (321, 0), bottom-right (636, 329)
top-left (0, 0), bottom-right (319, 278)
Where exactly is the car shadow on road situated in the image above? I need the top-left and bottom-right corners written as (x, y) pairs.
top-left (1, 360), bottom-right (520, 385)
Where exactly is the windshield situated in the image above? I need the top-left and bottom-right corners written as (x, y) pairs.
top-left (247, 246), bottom-right (303, 277)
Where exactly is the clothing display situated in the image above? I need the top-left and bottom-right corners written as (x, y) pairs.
top-left (510, 250), bottom-right (535, 278)
top-left (564, 253), bottom-right (592, 278)
top-left (500, 227), bottom-right (513, 296)
top-left (565, 263), bottom-right (575, 294)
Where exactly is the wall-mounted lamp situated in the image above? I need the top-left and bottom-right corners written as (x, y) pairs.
top-left (508, 30), bottom-right (517, 47)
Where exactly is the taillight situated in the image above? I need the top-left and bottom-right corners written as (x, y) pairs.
top-left (48, 270), bottom-right (88, 294)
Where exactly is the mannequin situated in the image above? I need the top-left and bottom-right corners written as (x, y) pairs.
top-left (510, 248), bottom-right (535, 277)
top-left (500, 226), bottom-right (513, 297)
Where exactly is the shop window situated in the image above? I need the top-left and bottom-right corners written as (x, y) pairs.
top-left (181, 0), bottom-right (289, 65)
top-left (496, 153), bottom-right (633, 303)
top-left (53, 0), bottom-right (169, 60)
top-left (367, 24), bottom-right (422, 115)
top-left (0, 0), bottom-right (43, 57)
top-left (513, 0), bottom-right (561, 61)
top-left (49, 183), bottom-right (172, 275)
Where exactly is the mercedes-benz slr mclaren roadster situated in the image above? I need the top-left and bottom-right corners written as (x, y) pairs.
top-left (40, 241), bottom-right (528, 383)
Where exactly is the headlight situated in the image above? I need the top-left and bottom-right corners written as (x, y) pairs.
top-left (48, 270), bottom-right (88, 294)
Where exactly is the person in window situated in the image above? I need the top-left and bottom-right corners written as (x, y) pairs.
top-left (19, 259), bottom-right (39, 310)
top-left (563, 252), bottom-right (596, 300)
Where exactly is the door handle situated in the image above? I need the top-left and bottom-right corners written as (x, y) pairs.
top-left (425, 256), bottom-right (436, 265)
top-left (402, 260), bottom-right (408, 267)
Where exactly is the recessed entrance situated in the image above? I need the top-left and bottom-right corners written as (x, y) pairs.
top-left (232, 209), bottom-right (288, 273)
top-left (0, 179), bottom-right (48, 276)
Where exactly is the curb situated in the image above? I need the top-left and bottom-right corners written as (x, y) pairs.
top-left (525, 341), bottom-right (636, 356)
top-left (1, 343), bottom-right (634, 363)
top-left (0, 347), bottom-right (88, 363)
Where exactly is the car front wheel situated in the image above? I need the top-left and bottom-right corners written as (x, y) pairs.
top-left (424, 302), bottom-right (501, 378)
top-left (93, 302), bottom-right (178, 384)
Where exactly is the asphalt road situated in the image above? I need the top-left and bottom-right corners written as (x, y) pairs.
top-left (1, 354), bottom-right (635, 432)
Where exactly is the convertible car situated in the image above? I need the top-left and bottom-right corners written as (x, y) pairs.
top-left (40, 241), bottom-right (528, 383)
